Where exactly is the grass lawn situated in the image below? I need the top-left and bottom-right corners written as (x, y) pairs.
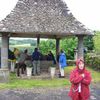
top-left (0, 66), bottom-right (100, 89)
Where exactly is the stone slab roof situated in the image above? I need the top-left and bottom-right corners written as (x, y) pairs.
top-left (0, 0), bottom-right (93, 37)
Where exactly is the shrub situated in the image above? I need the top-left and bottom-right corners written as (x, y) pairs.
top-left (85, 53), bottom-right (100, 70)
top-left (67, 60), bottom-right (76, 66)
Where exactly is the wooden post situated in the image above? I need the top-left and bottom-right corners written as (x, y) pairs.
top-left (56, 38), bottom-right (60, 59)
top-left (37, 37), bottom-right (40, 48)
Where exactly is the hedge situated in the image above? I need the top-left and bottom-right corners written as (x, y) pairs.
top-left (67, 60), bottom-right (76, 66)
top-left (85, 53), bottom-right (100, 70)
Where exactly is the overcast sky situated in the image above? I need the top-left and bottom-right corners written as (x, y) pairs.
top-left (0, 0), bottom-right (100, 31)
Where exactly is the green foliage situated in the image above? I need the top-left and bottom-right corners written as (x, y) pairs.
top-left (67, 60), bottom-right (76, 66)
top-left (9, 39), bottom-right (37, 46)
top-left (9, 39), bottom-right (37, 54)
top-left (39, 37), bottom-right (78, 59)
top-left (93, 31), bottom-right (100, 53)
top-left (84, 36), bottom-right (94, 50)
top-left (39, 37), bottom-right (77, 60)
top-left (10, 46), bottom-right (35, 55)
top-left (39, 39), bottom-right (56, 55)
top-left (60, 37), bottom-right (77, 60)
top-left (85, 53), bottom-right (100, 70)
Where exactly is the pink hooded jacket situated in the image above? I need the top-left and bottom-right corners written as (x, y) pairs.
top-left (68, 59), bottom-right (92, 100)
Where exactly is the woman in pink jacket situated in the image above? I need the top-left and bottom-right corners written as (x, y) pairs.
top-left (68, 59), bottom-right (92, 100)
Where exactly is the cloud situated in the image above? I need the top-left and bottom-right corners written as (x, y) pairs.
top-left (64, 0), bottom-right (100, 30)
top-left (0, 0), bottom-right (18, 21)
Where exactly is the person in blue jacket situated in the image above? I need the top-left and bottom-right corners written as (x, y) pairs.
top-left (59, 49), bottom-right (67, 78)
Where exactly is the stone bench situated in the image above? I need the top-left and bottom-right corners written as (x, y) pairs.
top-left (0, 69), bottom-right (9, 83)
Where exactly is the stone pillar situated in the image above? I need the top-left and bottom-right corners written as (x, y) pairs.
top-left (77, 36), bottom-right (84, 60)
top-left (0, 34), bottom-right (9, 83)
top-left (74, 49), bottom-right (78, 61)
top-left (1, 34), bottom-right (9, 69)
top-left (37, 37), bottom-right (40, 48)
top-left (56, 38), bottom-right (60, 59)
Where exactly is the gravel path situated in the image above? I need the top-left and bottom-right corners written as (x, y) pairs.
top-left (0, 86), bottom-right (99, 100)
top-left (0, 87), bottom-right (70, 100)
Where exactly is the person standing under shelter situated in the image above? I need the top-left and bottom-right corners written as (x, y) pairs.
top-left (47, 51), bottom-right (56, 65)
top-left (59, 49), bottom-right (67, 78)
top-left (32, 48), bottom-right (41, 75)
top-left (68, 59), bottom-right (92, 100)
top-left (8, 49), bottom-right (16, 72)
top-left (47, 51), bottom-right (56, 78)
top-left (17, 49), bottom-right (28, 76)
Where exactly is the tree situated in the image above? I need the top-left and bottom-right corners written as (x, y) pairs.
top-left (93, 31), bottom-right (100, 53)
top-left (39, 37), bottom-right (77, 60)
top-left (84, 36), bottom-right (94, 51)
top-left (60, 37), bottom-right (77, 60)
top-left (39, 39), bottom-right (56, 55)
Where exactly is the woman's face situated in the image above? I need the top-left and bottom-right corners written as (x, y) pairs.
top-left (78, 61), bottom-right (84, 70)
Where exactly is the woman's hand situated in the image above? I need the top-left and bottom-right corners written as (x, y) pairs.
top-left (81, 74), bottom-right (85, 78)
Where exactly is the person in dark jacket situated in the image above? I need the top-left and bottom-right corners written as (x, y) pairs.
top-left (47, 51), bottom-right (56, 65)
top-left (8, 49), bottom-right (16, 60)
top-left (8, 49), bottom-right (16, 72)
top-left (32, 48), bottom-right (41, 75)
